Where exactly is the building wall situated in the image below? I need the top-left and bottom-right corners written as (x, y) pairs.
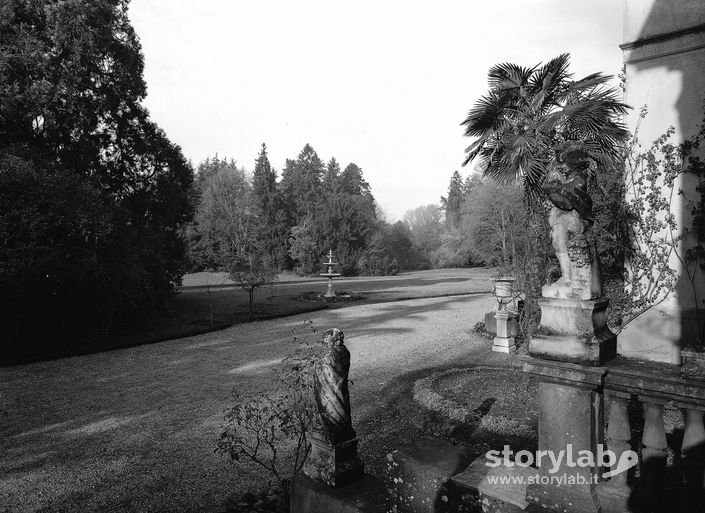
top-left (619, 0), bottom-right (705, 363)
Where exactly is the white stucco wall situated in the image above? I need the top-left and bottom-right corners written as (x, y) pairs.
top-left (619, 0), bottom-right (705, 363)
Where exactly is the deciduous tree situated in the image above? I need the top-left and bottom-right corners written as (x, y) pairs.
top-left (403, 204), bottom-right (443, 264)
top-left (192, 164), bottom-right (259, 269)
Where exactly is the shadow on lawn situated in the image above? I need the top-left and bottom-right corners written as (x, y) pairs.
top-left (319, 294), bottom-right (488, 338)
top-left (5, 267), bottom-right (492, 367)
top-left (2, 293), bottom-right (328, 367)
top-left (182, 268), bottom-right (492, 291)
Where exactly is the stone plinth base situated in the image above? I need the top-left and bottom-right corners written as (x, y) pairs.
top-left (304, 433), bottom-right (364, 488)
top-left (493, 336), bottom-right (516, 354)
top-left (290, 474), bottom-right (386, 513)
top-left (529, 297), bottom-right (616, 365)
top-left (492, 311), bottom-right (517, 353)
top-left (386, 438), bottom-right (474, 513)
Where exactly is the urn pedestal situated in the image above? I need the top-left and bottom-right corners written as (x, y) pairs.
top-left (492, 310), bottom-right (517, 354)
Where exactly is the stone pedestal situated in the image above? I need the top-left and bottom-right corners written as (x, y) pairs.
top-left (492, 311), bottom-right (517, 354)
top-left (324, 277), bottom-right (337, 298)
top-left (521, 354), bottom-right (607, 513)
top-left (386, 438), bottom-right (474, 513)
top-left (529, 297), bottom-right (616, 365)
top-left (303, 432), bottom-right (364, 488)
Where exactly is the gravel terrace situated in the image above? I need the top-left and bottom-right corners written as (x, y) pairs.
top-left (1, 272), bottom-right (505, 513)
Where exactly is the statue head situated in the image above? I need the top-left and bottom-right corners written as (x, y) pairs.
top-left (323, 328), bottom-right (344, 347)
top-left (554, 142), bottom-right (591, 175)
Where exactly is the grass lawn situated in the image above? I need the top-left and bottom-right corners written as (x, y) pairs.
top-left (5, 269), bottom-right (494, 365)
top-left (1, 270), bottom-right (510, 513)
top-left (0, 288), bottom-right (504, 513)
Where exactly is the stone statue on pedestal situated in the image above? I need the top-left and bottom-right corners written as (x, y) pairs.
top-left (304, 328), bottom-right (364, 487)
top-left (312, 328), bottom-right (356, 444)
top-left (529, 142), bottom-right (616, 366)
top-left (541, 142), bottom-right (602, 300)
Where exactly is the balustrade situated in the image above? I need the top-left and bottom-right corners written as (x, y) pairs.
top-left (599, 358), bottom-right (705, 512)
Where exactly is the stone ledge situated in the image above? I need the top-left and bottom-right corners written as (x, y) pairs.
top-left (449, 456), bottom-right (531, 512)
top-left (518, 351), bottom-right (607, 388)
top-left (605, 356), bottom-right (705, 404)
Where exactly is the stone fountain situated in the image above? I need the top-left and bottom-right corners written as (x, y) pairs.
top-left (320, 250), bottom-right (341, 298)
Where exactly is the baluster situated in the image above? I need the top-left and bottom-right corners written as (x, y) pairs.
top-left (679, 404), bottom-right (705, 507)
top-left (636, 397), bottom-right (667, 510)
top-left (641, 398), bottom-right (667, 461)
top-left (606, 392), bottom-right (631, 487)
top-left (681, 406), bottom-right (705, 454)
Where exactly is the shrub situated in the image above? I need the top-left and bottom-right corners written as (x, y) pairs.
top-left (216, 320), bottom-right (325, 502)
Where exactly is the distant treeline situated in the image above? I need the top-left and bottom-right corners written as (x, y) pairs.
top-left (187, 146), bottom-right (549, 278)
top-left (186, 145), bottom-right (427, 277)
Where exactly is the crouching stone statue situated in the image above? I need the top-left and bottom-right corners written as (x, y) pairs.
top-left (529, 142), bottom-right (616, 365)
top-left (541, 142), bottom-right (602, 300)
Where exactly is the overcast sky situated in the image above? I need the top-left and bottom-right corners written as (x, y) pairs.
top-left (128, 0), bottom-right (624, 221)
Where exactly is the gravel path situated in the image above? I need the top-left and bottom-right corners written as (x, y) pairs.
top-left (1, 290), bottom-right (500, 513)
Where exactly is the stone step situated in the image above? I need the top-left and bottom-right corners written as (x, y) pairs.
top-left (386, 438), bottom-right (475, 513)
top-left (448, 456), bottom-right (533, 512)
top-left (290, 474), bottom-right (387, 513)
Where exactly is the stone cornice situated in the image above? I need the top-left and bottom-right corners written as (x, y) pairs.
top-left (620, 22), bottom-right (705, 51)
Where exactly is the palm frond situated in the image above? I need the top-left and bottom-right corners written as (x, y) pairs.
top-left (561, 100), bottom-right (629, 140)
top-left (528, 53), bottom-right (572, 107)
top-left (487, 62), bottom-right (536, 91)
top-left (502, 133), bottom-right (537, 154)
top-left (530, 54), bottom-right (572, 88)
top-left (461, 92), bottom-right (506, 136)
top-left (567, 72), bottom-right (611, 92)
top-left (462, 135), bottom-right (490, 165)
top-left (525, 157), bottom-right (549, 191)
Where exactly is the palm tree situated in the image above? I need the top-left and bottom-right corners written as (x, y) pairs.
top-left (461, 53), bottom-right (629, 196)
